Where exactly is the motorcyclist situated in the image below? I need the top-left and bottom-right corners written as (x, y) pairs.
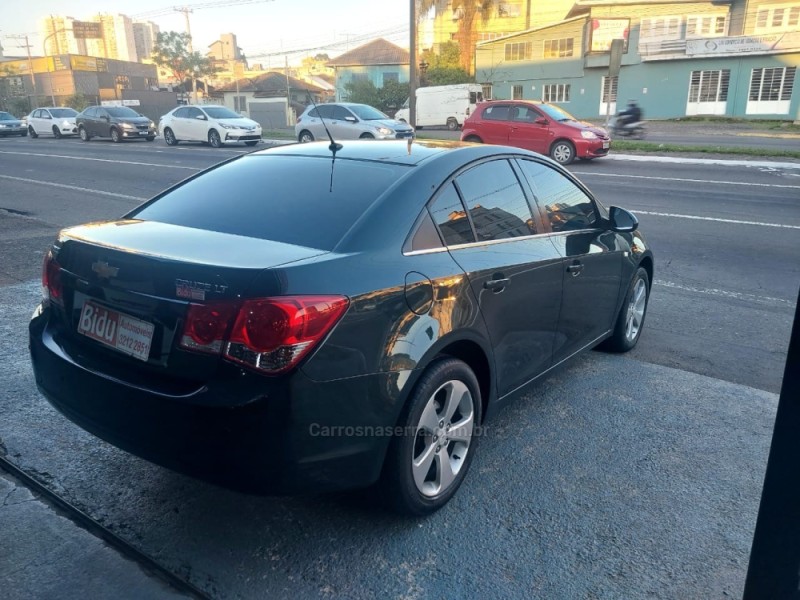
top-left (617, 100), bottom-right (643, 129)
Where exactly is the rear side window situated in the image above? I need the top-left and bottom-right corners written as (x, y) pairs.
top-left (131, 156), bottom-right (408, 250)
top-left (455, 160), bottom-right (536, 241)
top-left (481, 105), bottom-right (510, 121)
top-left (316, 105), bottom-right (335, 119)
top-left (307, 108), bottom-right (319, 117)
top-left (429, 183), bottom-right (475, 246)
top-left (516, 160), bottom-right (597, 232)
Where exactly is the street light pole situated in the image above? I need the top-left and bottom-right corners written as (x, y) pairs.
top-left (409, 0), bottom-right (417, 129)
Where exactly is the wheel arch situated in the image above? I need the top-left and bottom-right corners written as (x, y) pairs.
top-left (433, 338), bottom-right (493, 423)
top-left (638, 254), bottom-right (654, 287)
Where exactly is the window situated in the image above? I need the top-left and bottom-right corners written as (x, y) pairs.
top-left (132, 156), bottom-right (410, 251)
top-left (315, 105), bottom-right (336, 119)
top-left (406, 211), bottom-right (443, 253)
top-left (173, 107), bottom-right (189, 118)
top-left (233, 95), bottom-right (247, 112)
top-left (688, 70), bottom-right (730, 103)
top-left (755, 5), bottom-right (800, 32)
top-left (511, 105), bottom-right (542, 122)
top-left (382, 72), bottom-right (399, 85)
top-left (429, 183), bottom-right (474, 246)
top-left (504, 41), bottom-right (533, 61)
top-left (747, 67), bottom-right (796, 114)
top-left (482, 84), bottom-right (493, 100)
top-left (332, 105), bottom-right (353, 120)
top-left (543, 38), bottom-right (574, 58)
top-left (455, 160), bottom-right (536, 241)
top-left (351, 73), bottom-right (369, 83)
top-left (187, 107), bottom-right (204, 119)
top-left (543, 84), bottom-right (570, 103)
top-left (686, 15), bottom-right (727, 38)
top-left (481, 104), bottom-right (511, 121)
top-left (497, 2), bottom-right (522, 17)
top-left (517, 160), bottom-right (596, 233)
top-left (639, 16), bottom-right (682, 41)
top-left (512, 85), bottom-right (524, 100)
top-left (601, 76), bottom-right (618, 104)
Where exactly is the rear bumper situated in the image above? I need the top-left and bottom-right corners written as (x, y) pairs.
top-left (29, 306), bottom-right (404, 494)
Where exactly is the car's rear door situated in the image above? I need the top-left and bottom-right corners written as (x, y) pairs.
top-left (184, 107), bottom-right (208, 141)
top-left (507, 105), bottom-right (551, 154)
top-left (95, 108), bottom-right (111, 137)
top-left (515, 158), bottom-right (624, 363)
top-left (169, 107), bottom-right (190, 139)
top-left (30, 109), bottom-right (43, 133)
top-left (474, 104), bottom-right (512, 145)
top-left (429, 158), bottom-right (563, 398)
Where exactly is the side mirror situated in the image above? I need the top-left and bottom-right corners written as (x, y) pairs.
top-left (609, 206), bottom-right (638, 233)
top-left (344, 116), bottom-right (357, 123)
top-left (534, 117), bottom-right (548, 125)
top-left (101, 115), bottom-right (110, 121)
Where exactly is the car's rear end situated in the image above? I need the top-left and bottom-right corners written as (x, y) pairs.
top-left (29, 149), bottom-right (418, 493)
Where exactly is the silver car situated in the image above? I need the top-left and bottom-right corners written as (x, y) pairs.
top-left (295, 103), bottom-right (414, 143)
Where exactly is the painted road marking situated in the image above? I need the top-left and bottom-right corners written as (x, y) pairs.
top-left (606, 154), bottom-right (800, 169)
top-left (0, 150), bottom-right (201, 170)
top-left (655, 280), bottom-right (794, 307)
top-left (573, 171), bottom-right (800, 190)
top-left (0, 175), bottom-right (147, 201)
top-left (635, 210), bottom-right (800, 230)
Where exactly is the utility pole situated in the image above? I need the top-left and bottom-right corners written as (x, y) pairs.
top-left (526, 0), bottom-right (532, 29)
top-left (176, 6), bottom-right (197, 104)
top-left (7, 35), bottom-right (38, 109)
top-left (409, 0), bottom-right (417, 129)
top-left (284, 55), bottom-right (291, 126)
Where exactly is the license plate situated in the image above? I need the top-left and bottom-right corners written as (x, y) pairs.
top-left (78, 300), bottom-right (154, 362)
top-left (603, 142), bottom-right (610, 149)
top-left (139, 131), bottom-right (149, 135)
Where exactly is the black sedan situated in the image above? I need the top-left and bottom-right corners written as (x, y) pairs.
top-left (29, 140), bottom-right (653, 515)
top-left (76, 105), bottom-right (157, 142)
top-left (0, 111), bottom-right (27, 136)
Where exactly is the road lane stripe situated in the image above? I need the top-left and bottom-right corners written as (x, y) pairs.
top-left (655, 280), bottom-right (794, 307)
top-left (605, 154), bottom-right (800, 169)
top-left (634, 210), bottom-right (800, 229)
top-left (573, 171), bottom-right (800, 189)
top-left (0, 150), bottom-right (201, 170)
top-left (0, 175), bottom-right (147, 201)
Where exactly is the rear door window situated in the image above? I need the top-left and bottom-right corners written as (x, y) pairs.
top-left (130, 155), bottom-right (409, 250)
top-left (315, 105), bottom-right (335, 119)
top-left (481, 104), bottom-right (511, 121)
top-left (455, 160), bottom-right (537, 241)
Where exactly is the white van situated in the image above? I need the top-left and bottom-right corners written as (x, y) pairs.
top-left (395, 83), bottom-right (483, 130)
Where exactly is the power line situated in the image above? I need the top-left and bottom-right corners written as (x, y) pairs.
top-left (132, 0), bottom-right (275, 20)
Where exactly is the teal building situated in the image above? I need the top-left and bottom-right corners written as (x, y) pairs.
top-left (328, 38), bottom-right (410, 102)
top-left (475, 0), bottom-right (800, 120)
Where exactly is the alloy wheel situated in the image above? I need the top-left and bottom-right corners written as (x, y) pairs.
top-left (412, 379), bottom-right (475, 498)
top-left (625, 278), bottom-right (647, 342)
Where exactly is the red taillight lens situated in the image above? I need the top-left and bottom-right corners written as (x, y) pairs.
top-left (179, 295), bottom-right (349, 374)
top-left (42, 252), bottom-right (63, 305)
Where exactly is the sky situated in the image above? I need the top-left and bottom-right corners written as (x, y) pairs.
top-left (0, 0), bottom-right (412, 65)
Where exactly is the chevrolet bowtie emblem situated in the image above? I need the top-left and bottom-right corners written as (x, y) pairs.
top-left (91, 261), bottom-right (119, 279)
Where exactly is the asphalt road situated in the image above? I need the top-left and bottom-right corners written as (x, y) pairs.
top-left (0, 135), bottom-right (797, 598)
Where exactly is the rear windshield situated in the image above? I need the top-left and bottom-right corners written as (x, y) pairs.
top-left (130, 155), bottom-right (409, 250)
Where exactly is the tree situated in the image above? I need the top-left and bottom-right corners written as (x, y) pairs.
top-left (150, 31), bottom-right (217, 90)
top-left (419, 41), bottom-right (473, 86)
top-left (343, 79), bottom-right (410, 115)
top-left (64, 93), bottom-right (93, 112)
top-left (417, 1), bottom-right (499, 73)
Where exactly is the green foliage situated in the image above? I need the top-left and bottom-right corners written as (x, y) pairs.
top-left (420, 41), bottom-right (461, 69)
top-left (423, 66), bottom-right (474, 86)
top-left (343, 79), bottom-right (410, 113)
top-left (64, 93), bottom-right (93, 112)
top-left (8, 97), bottom-right (31, 117)
top-left (151, 31), bottom-right (217, 87)
top-left (612, 140), bottom-right (800, 159)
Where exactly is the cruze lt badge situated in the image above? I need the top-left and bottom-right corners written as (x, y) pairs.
top-left (175, 279), bottom-right (228, 301)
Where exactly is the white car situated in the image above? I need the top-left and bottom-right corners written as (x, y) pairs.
top-left (159, 105), bottom-right (262, 148)
top-left (26, 107), bottom-right (79, 138)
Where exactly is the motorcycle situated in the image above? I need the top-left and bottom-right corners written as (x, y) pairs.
top-left (610, 115), bottom-right (647, 139)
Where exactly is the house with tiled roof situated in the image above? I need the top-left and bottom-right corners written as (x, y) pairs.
top-left (327, 38), bottom-right (410, 101)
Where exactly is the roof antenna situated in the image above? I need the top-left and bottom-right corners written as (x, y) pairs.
top-left (306, 89), bottom-right (342, 155)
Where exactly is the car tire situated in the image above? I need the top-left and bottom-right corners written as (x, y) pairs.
top-left (298, 130), bottom-right (314, 143)
top-left (601, 266), bottom-right (650, 353)
top-left (145, 136), bottom-right (155, 142)
top-left (209, 129), bottom-right (222, 148)
top-left (52, 126), bottom-right (62, 139)
top-left (380, 357), bottom-right (482, 516)
top-left (110, 128), bottom-right (122, 143)
top-left (28, 126), bottom-right (38, 138)
top-left (244, 140), bottom-right (259, 146)
top-left (79, 126), bottom-right (90, 141)
top-left (446, 117), bottom-right (459, 131)
top-left (20, 130), bottom-right (27, 137)
top-left (163, 128), bottom-right (178, 146)
top-left (359, 133), bottom-right (375, 139)
top-left (463, 135), bottom-right (482, 143)
top-left (550, 140), bottom-right (575, 165)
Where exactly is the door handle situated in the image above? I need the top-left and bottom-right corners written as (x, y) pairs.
top-left (484, 277), bottom-right (510, 291)
top-left (566, 262), bottom-right (584, 277)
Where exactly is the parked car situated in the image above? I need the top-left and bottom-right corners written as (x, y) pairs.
top-left (30, 140), bottom-right (652, 515)
top-left (461, 100), bottom-right (611, 165)
top-left (26, 107), bottom-right (79, 138)
top-left (0, 111), bottom-right (27, 137)
top-left (295, 102), bottom-right (414, 142)
top-left (159, 105), bottom-right (262, 147)
top-left (76, 106), bottom-right (157, 142)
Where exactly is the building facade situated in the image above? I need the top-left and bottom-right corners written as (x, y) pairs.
top-left (132, 21), bottom-right (160, 63)
top-left (475, 0), bottom-right (800, 119)
top-left (39, 13), bottom-right (145, 63)
top-left (327, 39), bottom-right (410, 101)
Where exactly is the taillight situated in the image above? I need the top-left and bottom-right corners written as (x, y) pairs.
top-left (179, 295), bottom-right (349, 374)
top-left (42, 251), bottom-right (63, 306)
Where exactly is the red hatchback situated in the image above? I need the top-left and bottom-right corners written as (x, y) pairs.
top-left (461, 101), bottom-right (610, 165)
